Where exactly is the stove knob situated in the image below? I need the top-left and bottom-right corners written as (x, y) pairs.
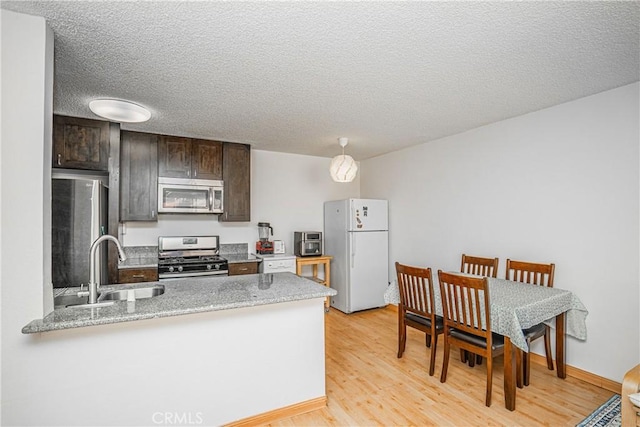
top-left (206, 264), bottom-right (212, 270)
top-left (214, 264), bottom-right (220, 270)
top-left (177, 266), bottom-right (183, 272)
top-left (168, 266), bottom-right (175, 273)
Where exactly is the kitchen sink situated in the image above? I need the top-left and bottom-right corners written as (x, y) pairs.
top-left (54, 285), bottom-right (164, 309)
top-left (54, 293), bottom-right (115, 309)
top-left (54, 294), bottom-right (90, 308)
top-left (98, 285), bottom-right (165, 301)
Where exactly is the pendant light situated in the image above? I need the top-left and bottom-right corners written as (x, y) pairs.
top-left (329, 137), bottom-right (358, 183)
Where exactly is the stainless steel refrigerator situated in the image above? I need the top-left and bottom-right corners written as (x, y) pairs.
top-left (324, 199), bottom-right (389, 313)
top-left (52, 173), bottom-right (108, 288)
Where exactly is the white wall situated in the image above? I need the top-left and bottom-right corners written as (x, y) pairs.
top-left (122, 150), bottom-right (360, 252)
top-left (42, 13), bottom-right (55, 315)
top-left (360, 82), bottom-right (640, 382)
top-left (6, 298), bottom-right (328, 426)
top-left (1, 8), bottom-right (53, 424)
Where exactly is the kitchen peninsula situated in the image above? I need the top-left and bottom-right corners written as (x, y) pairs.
top-left (21, 273), bottom-right (335, 426)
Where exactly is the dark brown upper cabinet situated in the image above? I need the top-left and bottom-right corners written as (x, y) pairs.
top-left (53, 115), bottom-right (110, 171)
top-left (158, 135), bottom-right (191, 178)
top-left (120, 131), bottom-right (158, 221)
top-left (220, 142), bottom-right (251, 222)
top-left (192, 139), bottom-right (223, 180)
top-left (158, 137), bottom-right (222, 180)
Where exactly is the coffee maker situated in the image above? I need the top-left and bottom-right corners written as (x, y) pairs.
top-left (255, 222), bottom-right (274, 254)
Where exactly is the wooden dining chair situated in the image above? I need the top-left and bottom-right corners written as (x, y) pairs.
top-left (396, 262), bottom-right (444, 376)
top-left (459, 254), bottom-right (499, 366)
top-left (460, 254), bottom-right (499, 278)
top-left (438, 270), bottom-right (505, 407)
top-left (505, 259), bottom-right (556, 387)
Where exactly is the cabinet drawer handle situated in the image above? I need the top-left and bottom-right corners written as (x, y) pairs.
top-left (194, 169), bottom-right (197, 178)
top-left (132, 274), bottom-right (145, 279)
top-left (239, 267), bottom-right (248, 271)
top-left (57, 154), bottom-right (62, 165)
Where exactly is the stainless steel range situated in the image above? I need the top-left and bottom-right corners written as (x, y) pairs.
top-left (158, 235), bottom-right (228, 279)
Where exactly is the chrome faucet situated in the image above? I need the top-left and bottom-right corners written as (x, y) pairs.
top-left (88, 235), bottom-right (127, 304)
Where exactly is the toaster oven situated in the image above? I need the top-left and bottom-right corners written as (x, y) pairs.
top-left (294, 231), bottom-right (323, 257)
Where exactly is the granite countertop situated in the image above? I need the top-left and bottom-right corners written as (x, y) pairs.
top-left (23, 273), bottom-right (335, 334)
top-left (219, 243), bottom-right (260, 264)
top-left (222, 253), bottom-right (261, 263)
top-left (119, 258), bottom-right (158, 269)
top-left (119, 246), bottom-right (157, 269)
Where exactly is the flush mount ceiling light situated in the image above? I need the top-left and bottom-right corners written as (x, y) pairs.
top-left (89, 99), bottom-right (151, 123)
top-left (329, 137), bottom-right (358, 183)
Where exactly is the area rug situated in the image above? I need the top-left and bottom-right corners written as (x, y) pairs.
top-left (576, 394), bottom-right (621, 427)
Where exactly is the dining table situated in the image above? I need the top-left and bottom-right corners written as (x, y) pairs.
top-left (384, 273), bottom-right (588, 411)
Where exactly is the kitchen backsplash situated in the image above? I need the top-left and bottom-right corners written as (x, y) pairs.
top-left (123, 243), bottom-right (249, 258)
top-left (219, 243), bottom-right (248, 255)
top-left (123, 246), bottom-right (157, 261)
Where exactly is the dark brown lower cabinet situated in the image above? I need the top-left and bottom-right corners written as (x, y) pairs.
top-left (120, 131), bottom-right (158, 221)
top-left (118, 267), bottom-right (159, 284)
top-left (228, 262), bottom-right (258, 276)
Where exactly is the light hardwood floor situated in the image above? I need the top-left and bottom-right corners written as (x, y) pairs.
top-left (270, 307), bottom-right (612, 426)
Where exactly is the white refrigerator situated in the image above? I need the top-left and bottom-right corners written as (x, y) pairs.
top-left (324, 199), bottom-right (389, 313)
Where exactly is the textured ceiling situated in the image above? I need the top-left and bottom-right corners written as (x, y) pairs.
top-left (3, 1), bottom-right (639, 160)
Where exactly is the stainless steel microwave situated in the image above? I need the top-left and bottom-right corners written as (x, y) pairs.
top-left (294, 231), bottom-right (323, 257)
top-left (158, 177), bottom-right (223, 214)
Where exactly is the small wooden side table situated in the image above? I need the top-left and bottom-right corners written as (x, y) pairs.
top-left (296, 255), bottom-right (332, 312)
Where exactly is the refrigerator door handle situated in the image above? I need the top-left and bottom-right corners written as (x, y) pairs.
top-left (351, 233), bottom-right (356, 268)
